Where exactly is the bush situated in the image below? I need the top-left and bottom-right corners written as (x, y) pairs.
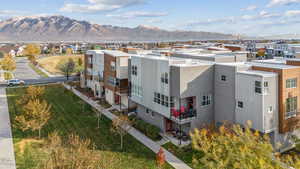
top-left (131, 116), bottom-right (162, 141)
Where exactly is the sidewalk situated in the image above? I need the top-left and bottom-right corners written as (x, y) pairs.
top-left (0, 88), bottom-right (16, 169)
top-left (64, 84), bottom-right (192, 169)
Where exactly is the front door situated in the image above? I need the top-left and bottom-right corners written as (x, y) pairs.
top-left (165, 118), bottom-right (173, 132)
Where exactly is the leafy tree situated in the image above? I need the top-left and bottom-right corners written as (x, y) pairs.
top-left (41, 131), bottom-right (101, 169)
top-left (1, 54), bottom-right (16, 72)
top-left (24, 44), bottom-right (41, 63)
top-left (15, 99), bottom-right (51, 139)
top-left (111, 115), bottom-right (132, 150)
top-left (190, 122), bottom-right (284, 169)
top-left (17, 86), bottom-right (45, 105)
top-left (56, 58), bottom-right (75, 80)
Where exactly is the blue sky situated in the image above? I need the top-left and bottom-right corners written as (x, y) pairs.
top-left (1, 0), bottom-right (300, 36)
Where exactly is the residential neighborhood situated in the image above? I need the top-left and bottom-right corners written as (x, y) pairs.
top-left (3, 0), bottom-right (300, 169)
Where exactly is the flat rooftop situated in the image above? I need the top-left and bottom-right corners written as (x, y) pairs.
top-left (132, 54), bottom-right (214, 67)
top-left (251, 62), bottom-right (300, 69)
top-left (103, 50), bottom-right (132, 57)
top-left (238, 70), bottom-right (277, 77)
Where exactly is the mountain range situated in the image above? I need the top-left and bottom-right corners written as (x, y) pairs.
top-left (0, 15), bottom-right (237, 42)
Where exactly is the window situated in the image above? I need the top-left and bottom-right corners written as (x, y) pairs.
top-left (161, 72), bottom-right (168, 84)
top-left (255, 81), bottom-right (262, 94)
top-left (161, 95), bottom-right (165, 106)
top-left (286, 97), bottom-right (297, 119)
top-left (111, 61), bottom-right (116, 71)
top-left (268, 106), bottom-right (273, 113)
top-left (201, 95), bottom-right (212, 106)
top-left (170, 97), bottom-right (175, 108)
top-left (221, 75), bottom-right (226, 81)
top-left (131, 65), bottom-right (137, 76)
top-left (286, 78), bottom-right (297, 88)
top-left (151, 111), bottom-right (155, 118)
top-left (146, 109), bottom-right (150, 114)
top-left (154, 92), bottom-right (161, 104)
top-left (238, 101), bottom-right (243, 108)
top-left (264, 81), bottom-right (269, 94)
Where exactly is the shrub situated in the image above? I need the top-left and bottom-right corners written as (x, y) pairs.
top-left (131, 116), bottom-right (162, 141)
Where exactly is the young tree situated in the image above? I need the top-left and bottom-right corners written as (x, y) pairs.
top-left (56, 58), bottom-right (75, 80)
top-left (17, 86), bottom-right (45, 105)
top-left (1, 54), bottom-right (16, 71)
top-left (41, 131), bottom-right (101, 169)
top-left (111, 115), bottom-right (132, 150)
top-left (15, 99), bottom-right (51, 139)
top-left (190, 122), bottom-right (284, 169)
top-left (93, 108), bottom-right (102, 129)
top-left (24, 44), bottom-right (41, 63)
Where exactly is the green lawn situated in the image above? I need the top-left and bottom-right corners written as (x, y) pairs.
top-left (28, 63), bottom-right (49, 77)
top-left (7, 84), bottom-right (173, 169)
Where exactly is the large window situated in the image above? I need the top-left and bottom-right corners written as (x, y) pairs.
top-left (286, 96), bottom-right (297, 119)
top-left (255, 81), bottom-right (262, 94)
top-left (286, 78), bottom-right (297, 88)
top-left (201, 95), bottom-right (212, 106)
top-left (131, 84), bottom-right (142, 97)
top-left (154, 92), bottom-right (169, 108)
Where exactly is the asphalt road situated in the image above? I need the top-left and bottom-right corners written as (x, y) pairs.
top-left (14, 57), bottom-right (40, 80)
top-left (2, 57), bottom-right (79, 86)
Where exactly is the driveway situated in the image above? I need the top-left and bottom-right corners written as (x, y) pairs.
top-left (0, 88), bottom-right (16, 169)
top-left (14, 57), bottom-right (40, 80)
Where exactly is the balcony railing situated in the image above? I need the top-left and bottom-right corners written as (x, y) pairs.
top-left (170, 108), bottom-right (196, 124)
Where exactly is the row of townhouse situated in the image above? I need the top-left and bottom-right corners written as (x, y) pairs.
top-left (82, 49), bottom-right (300, 151)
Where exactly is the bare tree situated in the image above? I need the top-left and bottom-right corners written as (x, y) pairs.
top-left (111, 115), bottom-right (132, 150)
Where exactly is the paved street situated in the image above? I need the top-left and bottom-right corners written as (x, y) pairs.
top-left (0, 88), bottom-right (16, 169)
top-left (14, 57), bottom-right (40, 80)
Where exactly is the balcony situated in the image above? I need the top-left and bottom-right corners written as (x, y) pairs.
top-left (170, 107), bottom-right (196, 124)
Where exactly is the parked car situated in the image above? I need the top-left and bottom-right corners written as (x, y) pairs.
top-left (7, 79), bottom-right (25, 86)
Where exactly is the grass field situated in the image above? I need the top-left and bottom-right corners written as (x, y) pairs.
top-left (7, 84), bottom-right (173, 169)
top-left (37, 55), bottom-right (83, 75)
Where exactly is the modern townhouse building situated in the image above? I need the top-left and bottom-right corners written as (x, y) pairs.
top-left (129, 54), bottom-right (215, 141)
top-left (103, 50), bottom-right (132, 110)
top-left (83, 49), bottom-right (300, 151)
top-left (83, 50), bottom-right (105, 98)
top-left (127, 53), bottom-right (300, 151)
top-left (83, 50), bottom-right (133, 110)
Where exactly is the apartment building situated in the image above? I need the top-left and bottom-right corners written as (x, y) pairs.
top-left (128, 53), bottom-right (300, 151)
top-left (83, 49), bottom-right (300, 151)
top-left (83, 50), bottom-right (132, 110)
top-left (129, 55), bottom-right (215, 135)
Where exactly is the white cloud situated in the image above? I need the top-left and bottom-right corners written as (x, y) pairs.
top-left (285, 10), bottom-right (300, 17)
top-left (241, 5), bottom-right (257, 11)
top-left (267, 0), bottom-right (300, 7)
top-left (60, 0), bottom-right (146, 13)
top-left (106, 11), bottom-right (168, 19)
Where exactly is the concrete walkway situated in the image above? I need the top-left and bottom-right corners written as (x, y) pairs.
top-left (0, 88), bottom-right (16, 169)
top-left (64, 84), bottom-right (192, 169)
